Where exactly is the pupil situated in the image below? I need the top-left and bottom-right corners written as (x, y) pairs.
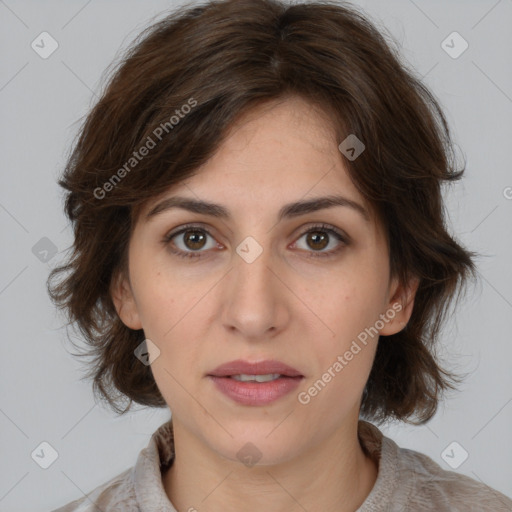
top-left (185, 231), bottom-right (205, 250)
top-left (308, 231), bottom-right (328, 250)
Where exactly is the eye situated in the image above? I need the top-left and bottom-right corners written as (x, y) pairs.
top-left (292, 223), bottom-right (349, 258)
top-left (163, 224), bottom-right (220, 259)
top-left (163, 222), bottom-right (350, 260)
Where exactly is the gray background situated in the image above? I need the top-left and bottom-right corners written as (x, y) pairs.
top-left (1, 0), bottom-right (511, 510)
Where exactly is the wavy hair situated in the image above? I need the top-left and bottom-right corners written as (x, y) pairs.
top-left (48, 0), bottom-right (477, 424)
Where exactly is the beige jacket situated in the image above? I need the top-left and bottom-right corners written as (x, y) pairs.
top-left (51, 419), bottom-right (512, 511)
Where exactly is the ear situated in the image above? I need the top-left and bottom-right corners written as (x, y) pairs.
top-left (379, 275), bottom-right (420, 336)
top-left (110, 270), bottom-right (143, 330)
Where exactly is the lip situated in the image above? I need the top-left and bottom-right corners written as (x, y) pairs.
top-left (207, 359), bottom-right (303, 378)
top-left (208, 375), bottom-right (303, 406)
top-left (207, 359), bottom-right (304, 406)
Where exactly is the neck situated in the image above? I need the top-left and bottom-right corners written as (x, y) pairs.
top-left (163, 418), bottom-right (378, 512)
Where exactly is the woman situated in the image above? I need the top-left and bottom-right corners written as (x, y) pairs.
top-left (48, 0), bottom-right (512, 510)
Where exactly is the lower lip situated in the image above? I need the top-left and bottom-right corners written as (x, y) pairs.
top-left (208, 376), bottom-right (303, 406)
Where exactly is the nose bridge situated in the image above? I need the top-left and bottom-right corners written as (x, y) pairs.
top-left (232, 233), bottom-right (276, 300)
top-left (235, 236), bottom-right (272, 286)
top-left (221, 233), bottom-right (286, 337)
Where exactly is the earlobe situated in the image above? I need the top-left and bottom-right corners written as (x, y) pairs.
top-left (379, 276), bottom-right (420, 336)
top-left (110, 272), bottom-right (143, 330)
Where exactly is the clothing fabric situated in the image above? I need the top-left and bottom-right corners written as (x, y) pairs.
top-left (52, 419), bottom-right (512, 511)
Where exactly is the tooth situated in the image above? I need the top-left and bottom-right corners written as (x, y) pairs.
top-left (231, 373), bottom-right (281, 382)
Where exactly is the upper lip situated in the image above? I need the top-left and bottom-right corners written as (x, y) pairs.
top-left (208, 359), bottom-right (303, 377)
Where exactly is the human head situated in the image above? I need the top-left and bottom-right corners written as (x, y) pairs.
top-left (48, 0), bottom-right (476, 427)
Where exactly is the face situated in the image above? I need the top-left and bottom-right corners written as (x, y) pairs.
top-left (112, 96), bottom-right (417, 465)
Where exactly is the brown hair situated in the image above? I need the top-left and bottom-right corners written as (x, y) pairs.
top-left (48, 0), bottom-right (477, 425)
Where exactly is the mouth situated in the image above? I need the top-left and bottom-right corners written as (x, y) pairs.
top-left (207, 359), bottom-right (304, 406)
top-left (229, 373), bottom-right (293, 382)
top-left (207, 359), bottom-right (304, 379)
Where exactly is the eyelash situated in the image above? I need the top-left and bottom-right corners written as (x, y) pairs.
top-left (163, 223), bottom-right (349, 260)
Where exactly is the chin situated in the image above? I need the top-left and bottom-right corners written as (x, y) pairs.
top-left (206, 423), bottom-right (301, 467)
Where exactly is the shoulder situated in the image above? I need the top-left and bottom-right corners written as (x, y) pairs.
top-left (393, 441), bottom-right (512, 511)
top-left (50, 467), bottom-right (137, 512)
top-left (357, 420), bottom-right (512, 512)
top-left (50, 418), bottom-right (176, 512)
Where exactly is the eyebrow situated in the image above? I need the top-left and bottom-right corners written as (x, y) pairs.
top-left (145, 194), bottom-right (370, 223)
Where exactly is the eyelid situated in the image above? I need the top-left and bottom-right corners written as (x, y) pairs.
top-left (295, 223), bottom-right (350, 244)
top-left (164, 222), bottom-right (219, 243)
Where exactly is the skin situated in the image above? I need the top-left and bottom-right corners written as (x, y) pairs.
top-left (112, 95), bottom-right (419, 512)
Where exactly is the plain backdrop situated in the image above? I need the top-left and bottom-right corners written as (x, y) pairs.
top-left (1, 0), bottom-right (511, 510)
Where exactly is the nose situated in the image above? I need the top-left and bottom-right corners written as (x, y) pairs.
top-left (220, 238), bottom-right (290, 340)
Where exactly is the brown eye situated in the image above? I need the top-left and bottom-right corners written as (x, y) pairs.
top-left (293, 224), bottom-right (349, 259)
top-left (305, 231), bottom-right (329, 251)
top-left (164, 225), bottom-right (219, 259)
top-left (182, 230), bottom-right (207, 250)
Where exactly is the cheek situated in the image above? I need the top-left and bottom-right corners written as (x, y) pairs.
top-left (131, 266), bottom-right (213, 364)
top-left (135, 271), bottom-right (207, 409)
top-left (315, 272), bottom-right (388, 342)
top-left (136, 279), bottom-right (175, 336)
top-left (132, 261), bottom-right (198, 333)
top-left (302, 274), bottom-right (388, 401)
top-left (299, 283), bottom-right (383, 414)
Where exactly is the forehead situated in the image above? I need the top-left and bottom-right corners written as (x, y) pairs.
top-left (139, 96), bottom-right (376, 224)
top-left (213, 95), bottom-right (346, 179)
